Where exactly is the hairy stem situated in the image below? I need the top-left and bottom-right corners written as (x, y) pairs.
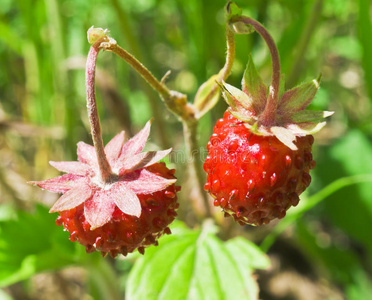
top-left (222, 25), bottom-right (236, 81)
top-left (86, 40), bottom-right (113, 182)
top-left (106, 45), bottom-right (195, 121)
top-left (231, 15), bottom-right (281, 125)
top-left (183, 120), bottom-right (212, 219)
top-left (196, 24), bottom-right (236, 113)
top-left (106, 45), bottom-right (170, 99)
top-left (96, 31), bottom-right (212, 219)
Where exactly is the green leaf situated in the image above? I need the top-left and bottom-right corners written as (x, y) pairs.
top-left (242, 54), bottom-right (267, 114)
top-left (126, 221), bottom-right (269, 300)
top-left (225, 237), bottom-right (270, 270)
top-left (194, 74), bottom-right (221, 118)
top-left (0, 205), bottom-right (84, 287)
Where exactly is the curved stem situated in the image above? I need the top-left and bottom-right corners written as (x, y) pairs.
top-left (196, 25), bottom-right (236, 114)
top-left (106, 44), bottom-right (195, 122)
top-left (107, 45), bottom-right (170, 100)
top-left (222, 25), bottom-right (236, 81)
top-left (86, 41), bottom-right (113, 182)
top-left (232, 16), bottom-right (281, 125)
top-left (260, 174), bottom-right (372, 252)
top-left (94, 31), bottom-right (212, 219)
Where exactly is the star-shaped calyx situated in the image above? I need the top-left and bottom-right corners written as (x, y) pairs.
top-left (218, 55), bottom-right (334, 150)
top-left (30, 120), bottom-right (176, 230)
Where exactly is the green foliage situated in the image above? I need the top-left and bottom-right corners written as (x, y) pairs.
top-left (357, 0), bottom-right (372, 103)
top-left (295, 221), bottom-right (372, 300)
top-left (0, 205), bottom-right (86, 287)
top-left (126, 221), bottom-right (269, 300)
top-left (315, 130), bottom-right (372, 253)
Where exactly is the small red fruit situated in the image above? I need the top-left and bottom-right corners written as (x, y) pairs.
top-left (204, 111), bottom-right (315, 226)
top-left (30, 121), bottom-right (180, 257)
top-left (204, 51), bottom-right (332, 225)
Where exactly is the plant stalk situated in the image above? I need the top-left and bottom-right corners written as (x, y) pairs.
top-left (86, 40), bottom-right (113, 182)
top-left (183, 119), bottom-right (212, 219)
top-left (106, 45), bottom-right (170, 99)
top-left (231, 15), bottom-right (281, 125)
top-left (196, 24), bottom-right (236, 114)
top-left (95, 31), bottom-right (213, 219)
top-left (260, 174), bottom-right (372, 252)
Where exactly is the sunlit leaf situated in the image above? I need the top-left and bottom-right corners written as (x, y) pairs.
top-left (126, 221), bottom-right (269, 300)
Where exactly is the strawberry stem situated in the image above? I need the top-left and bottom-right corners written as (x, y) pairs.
top-left (196, 24), bottom-right (236, 114)
top-left (105, 45), bottom-right (196, 121)
top-left (108, 44), bottom-right (171, 100)
top-left (86, 40), bottom-right (113, 183)
top-left (231, 15), bottom-right (281, 126)
top-left (183, 119), bottom-right (212, 219)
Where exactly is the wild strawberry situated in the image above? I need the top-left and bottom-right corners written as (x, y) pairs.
top-left (203, 17), bottom-right (333, 225)
top-left (30, 121), bottom-right (180, 257)
top-left (204, 111), bottom-right (316, 226)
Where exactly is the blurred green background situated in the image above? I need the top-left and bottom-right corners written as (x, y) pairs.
top-left (1, 0), bottom-right (372, 299)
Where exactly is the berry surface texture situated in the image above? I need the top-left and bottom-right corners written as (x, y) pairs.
top-left (31, 122), bottom-right (180, 258)
top-left (204, 111), bottom-right (316, 226)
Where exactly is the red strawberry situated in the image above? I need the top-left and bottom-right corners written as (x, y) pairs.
top-left (204, 111), bottom-right (315, 226)
top-left (203, 52), bottom-right (333, 226)
top-left (30, 121), bottom-right (180, 257)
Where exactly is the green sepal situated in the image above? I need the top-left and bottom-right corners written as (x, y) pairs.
top-left (278, 74), bottom-right (286, 99)
top-left (227, 107), bottom-right (256, 125)
top-left (292, 110), bottom-right (334, 123)
top-left (287, 122), bottom-right (328, 136)
top-left (270, 126), bottom-right (298, 151)
top-left (219, 81), bottom-right (254, 112)
top-left (242, 54), bottom-right (267, 114)
top-left (278, 75), bottom-right (321, 114)
top-left (194, 73), bottom-right (221, 118)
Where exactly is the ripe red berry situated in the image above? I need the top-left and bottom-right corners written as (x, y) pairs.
top-left (30, 121), bottom-right (180, 257)
top-left (204, 50), bottom-right (332, 225)
top-left (204, 111), bottom-right (315, 226)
